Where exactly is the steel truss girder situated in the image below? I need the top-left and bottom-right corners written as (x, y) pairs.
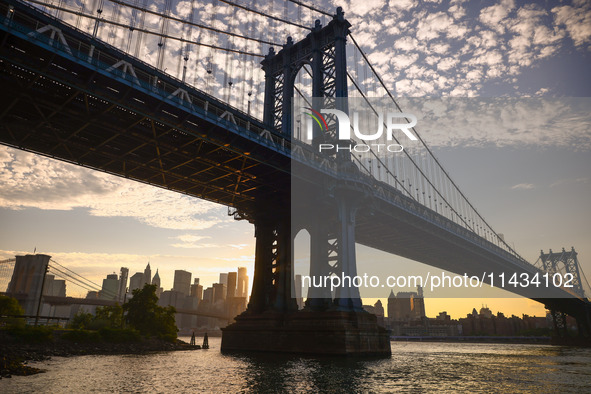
top-left (260, 8), bottom-right (351, 137)
top-left (0, 30), bottom-right (292, 216)
top-left (540, 247), bottom-right (585, 298)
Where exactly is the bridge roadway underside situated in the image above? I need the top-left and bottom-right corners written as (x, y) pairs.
top-left (0, 23), bottom-right (290, 217)
top-left (355, 201), bottom-right (590, 318)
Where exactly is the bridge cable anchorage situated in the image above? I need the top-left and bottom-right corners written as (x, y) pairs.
top-left (349, 32), bottom-right (526, 261)
top-left (106, 0), bottom-right (279, 46)
top-left (21, 0), bottom-right (265, 57)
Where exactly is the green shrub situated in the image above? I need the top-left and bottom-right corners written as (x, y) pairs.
top-left (68, 311), bottom-right (94, 329)
top-left (62, 329), bottom-right (101, 343)
top-left (7, 326), bottom-right (54, 343)
top-left (98, 327), bottom-right (141, 343)
top-left (0, 295), bottom-right (25, 328)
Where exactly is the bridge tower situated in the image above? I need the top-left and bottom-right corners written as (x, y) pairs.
top-left (540, 247), bottom-right (591, 341)
top-left (222, 8), bottom-right (390, 355)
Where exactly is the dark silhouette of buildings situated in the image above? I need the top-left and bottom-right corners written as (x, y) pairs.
top-left (387, 286), bottom-right (426, 321)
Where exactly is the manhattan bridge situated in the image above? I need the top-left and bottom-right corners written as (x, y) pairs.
top-left (0, 0), bottom-right (589, 353)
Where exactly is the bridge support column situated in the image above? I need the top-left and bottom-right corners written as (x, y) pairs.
top-left (333, 188), bottom-right (363, 312)
top-left (246, 216), bottom-right (276, 314)
top-left (221, 7), bottom-right (389, 355)
top-left (247, 213), bottom-right (298, 314)
top-left (305, 207), bottom-right (333, 311)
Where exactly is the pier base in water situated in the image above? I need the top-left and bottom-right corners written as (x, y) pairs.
top-left (221, 310), bottom-right (391, 356)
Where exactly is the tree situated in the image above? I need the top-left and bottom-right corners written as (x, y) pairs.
top-left (0, 295), bottom-right (25, 328)
top-left (95, 304), bottom-right (124, 329)
top-left (123, 284), bottom-right (177, 341)
top-left (68, 311), bottom-right (94, 329)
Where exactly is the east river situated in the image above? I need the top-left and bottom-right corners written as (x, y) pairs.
top-left (1, 338), bottom-right (590, 393)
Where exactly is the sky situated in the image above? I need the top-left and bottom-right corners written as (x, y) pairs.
top-left (1, 0), bottom-right (590, 319)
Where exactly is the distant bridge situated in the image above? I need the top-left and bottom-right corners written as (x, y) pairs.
top-left (2, 292), bottom-right (232, 320)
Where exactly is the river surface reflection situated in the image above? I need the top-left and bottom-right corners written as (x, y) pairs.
top-left (1, 338), bottom-right (590, 393)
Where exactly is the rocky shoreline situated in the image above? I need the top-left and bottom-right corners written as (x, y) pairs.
top-left (1, 331), bottom-right (200, 379)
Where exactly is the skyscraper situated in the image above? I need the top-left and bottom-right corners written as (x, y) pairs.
top-left (387, 287), bottom-right (425, 321)
top-left (226, 271), bottom-right (237, 299)
top-left (152, 269), bottom-right (161, 288)
top-left (173, 270), bottom-right (192, 296)
top-left (152, 269), bottom-right (162, 297)
top-left (237, 267), bottom-right (248, 298)
top-left (190, 282), bottom-right (203, 301)
top-left (213, 283), bottom-right (226, 304)
top-left (219, 273), bottom-right (228, 286)
top-left (190, 278), bottom-right (203, 300)
top-left (118, 267), bottom-right (129, 303)
top-left (143, 263), bottom-right (151, 285)
top-left (129, 272), bottom-right (144, 292)
top-left (101, 273), bottom-right (119, 300)
top-left (203, 287), bottom-right (214, 303)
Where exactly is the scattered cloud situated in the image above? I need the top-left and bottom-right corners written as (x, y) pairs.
top-left (549, 177), bottom-right (590, 187)
top-left (511, 183), bottom-right (535, 190)
top-left (396, 98), bottom-right (591, 149)
top-left (0, 146), bottom-right (226, 230)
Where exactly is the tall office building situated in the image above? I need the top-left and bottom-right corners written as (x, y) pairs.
top-left (237, 267), bottom-right (248, 298)
top-left (43, 274), bottom-right (66, 297)
top-left (226, 272), bottom-right (237, 299)
top-left (219, 273), bottom-right (228, 286)
top-left (203, 287), bottom-right (214, 303)
top-left (213, 283), bottom-right (226, 303)
top-left (118, 267), bottom-right (129, 303)
top-left (143, 263), bottom-right (151, 285)
top-left (129, 272), bottom-right (144, 292)
top-left (190, 278), bottom-right (203, 301)
top-left (173, 270), bottom-right (192, 296)
top-left (101, 273), bottom-right (119, 300)
top-left (152, 269), bottom-right (162, 297)
top-left (387, 287), bottom-right (425, 321)
top-left (152, 269), bottom-right (161, 287)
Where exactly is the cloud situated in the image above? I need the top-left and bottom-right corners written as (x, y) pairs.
top-left (479, 0), bottom-right (515, 32)
top-left (549, 177), bottom-right (590, 187)
top-left (169, 234), bottom-right (223, 249)
top-left (552, 3), bottom-right (591, 47)
top-left (396, 97), bottom-right (591, 149)
top-left (0, 146), bottom-right (226, 230)
top-left (511, 183), bottom-right (535, 190)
